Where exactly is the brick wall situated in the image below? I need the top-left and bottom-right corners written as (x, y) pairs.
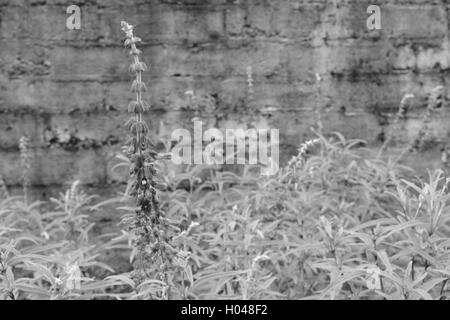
top-left (1, 0), bottom-right (449, 191)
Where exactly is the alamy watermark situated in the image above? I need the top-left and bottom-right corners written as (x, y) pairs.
top-left (66, 5), bottom-right (81, 30)
top-left (367, 5), bottom-right (382, 30)
top-left (64, 262), bottom-right (81, 290)
top-left (55, 262), bottom-right (81, 291)
top-left (171, 120), bottom-right (279, 176)
top-left (66, 4), bottom-right (382, 31)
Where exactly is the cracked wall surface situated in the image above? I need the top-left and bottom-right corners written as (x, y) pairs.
top-left (1, 0), bottom-right (450, 191)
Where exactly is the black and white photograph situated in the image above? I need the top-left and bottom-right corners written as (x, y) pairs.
top-left (0, 0), bottom-right (450, 305)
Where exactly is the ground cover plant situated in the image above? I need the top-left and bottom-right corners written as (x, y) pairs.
top-left (0, 21), bottom-right (449, 300)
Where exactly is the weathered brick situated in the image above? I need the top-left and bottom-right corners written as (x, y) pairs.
top-left (1, 0), bottom-right (450, 190)
top-left (383, 5), bottom-right (448, 39)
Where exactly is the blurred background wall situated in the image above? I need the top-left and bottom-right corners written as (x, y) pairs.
top-left (1, 0), bottom-right (450, 196)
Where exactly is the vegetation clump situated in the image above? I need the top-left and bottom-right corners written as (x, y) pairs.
top-left (0, 21), bottom-right (449, 301)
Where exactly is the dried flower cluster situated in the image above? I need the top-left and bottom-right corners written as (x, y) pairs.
top-left (396, 86), bottom-right (444, 162)
top-left (0, 175), bottom-right (8, 199)
top-left (410, 86), bottom-right (443, 152)
top-left (288, 138), bottom-right (321, 168)
top-left (121, 21), bottom-right (177, 297)
top-left (246, 66), bottom-right (254, 100)
top-left (314, 73), bottom-right (324, 135)
top-left (19, 136), bottom-right (31, 203)
top-left (378, 93), bottom-right (414, 156)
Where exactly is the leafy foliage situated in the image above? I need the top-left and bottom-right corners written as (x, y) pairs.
top-left (2, 132), bottom-right (450, 300)
top-left (0, 181), bottom-right (122, 300)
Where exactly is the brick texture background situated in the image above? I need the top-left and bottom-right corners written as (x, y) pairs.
top-left (1, 0), bottom-right (450, 194)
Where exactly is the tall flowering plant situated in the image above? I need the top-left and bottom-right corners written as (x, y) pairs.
top-left (120, 21), bottom-right (176, 298)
